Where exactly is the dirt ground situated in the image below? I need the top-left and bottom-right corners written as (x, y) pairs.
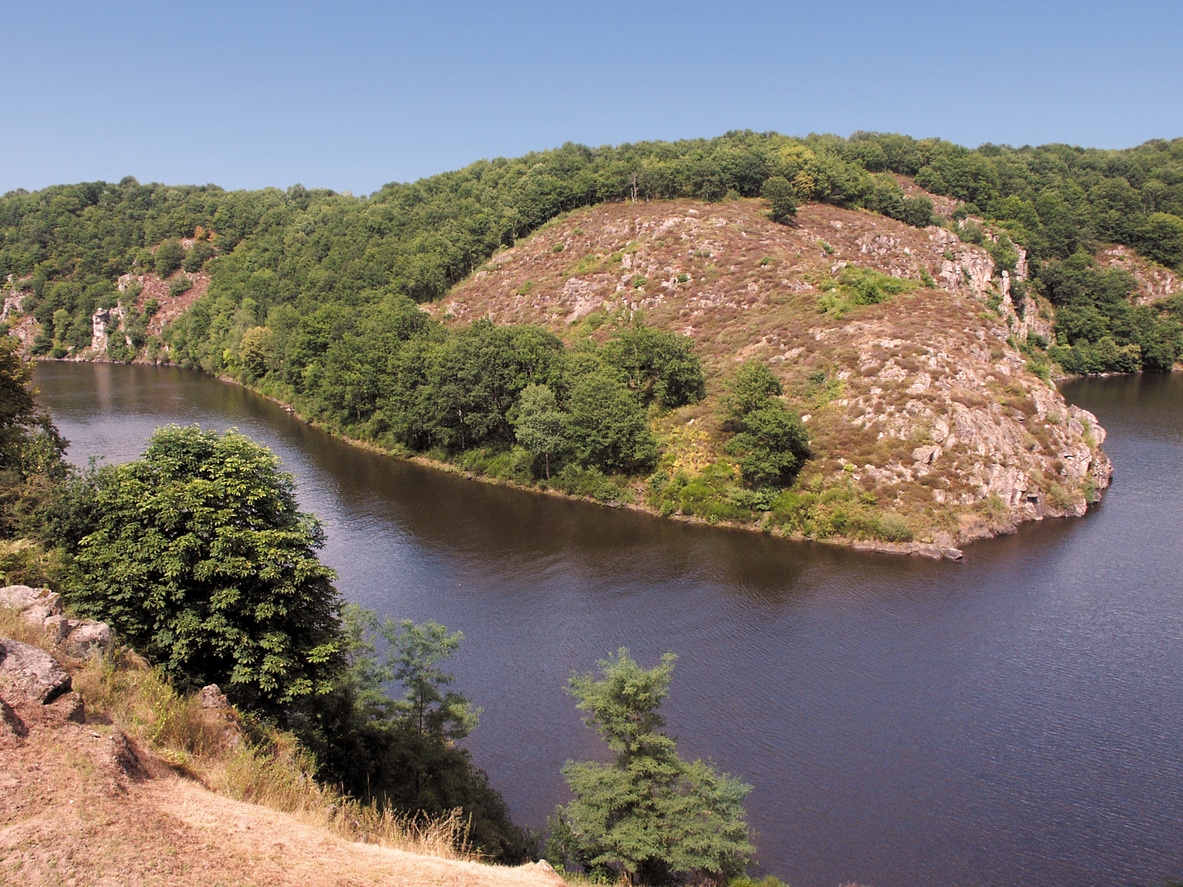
top-left (0, 692), bottom-right (562, 887)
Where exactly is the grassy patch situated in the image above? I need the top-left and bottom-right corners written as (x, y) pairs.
top-left (817, 267), bottom-right (920, 318)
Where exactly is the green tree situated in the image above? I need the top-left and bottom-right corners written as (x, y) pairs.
top-left (51, 308), bottom-right (71, 345)
top-left (760, 174), bottom-right (798, 224)
top-left (154, 238), bottom-right (185, 277)
top-left (300, 605), bottom-right (529, 863)
top-left (382, 618), bottom-right (479, 742)
top-left (1137, 212), bottom-right (1183, 268)
top-left (602, 325), bottom-right (706, 409)
top-left (724, 405), bottom-right (811, 487)
top-left (555, 649), bottom-right (753, 886)
top-left (513, 383), bottom-right (568, 479)
top-left (0, 335), bottom-right (67, 479)
top-left (723, 361), bottom-right (810, 487)
top-left (0, 334), bottom-right (68, 542)
top-left (58, 425), bottom-right (343, 717)
top-left (724, 360), bottom-right (782, 424)
top-left (566, 370), bottom-right (657, 474)
top-left (182, 239), bottom-right (216, 272)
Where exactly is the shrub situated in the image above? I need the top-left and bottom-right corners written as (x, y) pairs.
top-left (154, 239), bottom-right (185, 278)
top-left (183, 240), bottom-right (215, 272)
top-left (761, 175), bottom-right (798, 224)
top-left (168, 273), bottom-right (194, 296)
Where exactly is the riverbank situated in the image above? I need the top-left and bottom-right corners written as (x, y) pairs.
top-left (18, 196), bottom-right (1119, 554)
top-left (33, 362), bottom-right (1183, 886)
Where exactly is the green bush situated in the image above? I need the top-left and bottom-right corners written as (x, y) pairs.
top-left (553, 465), bottom-right (630, 503)
top-left (183, 240), bottom-right (215, 272)
top-left (168, 273), bottom-right (194, 296)
top-left (54, 426), bottom-right (344, 717)
top-left (838, 266), bottom-right (920, 305)
top-left (154, 239), bottom-right (185, 278)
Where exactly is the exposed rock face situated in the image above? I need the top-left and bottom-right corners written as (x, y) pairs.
top-left (57, 620), bottom-right (115, 660)
top-left (91, 304), bottom-right (127, 354)
top-left (198, 684), bottom-right (232, 710)
top-left (196, 683), bottom-right (245, 749)
top-left (1, 584), bottom-right (115, 660)
top-left (0, 584), bottom-right (63, 623)
top-left (0, 637), bottom-right (72, 704)
top-left (1098, 244), bottom-right (1181, 304)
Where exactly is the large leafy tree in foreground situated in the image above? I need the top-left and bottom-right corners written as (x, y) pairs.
top-left (57, 425), bottom-right (343, 716)
top-left (45, 421), bottom-right (529, 861)
top-left (554, 649), bottom-right (753, 886)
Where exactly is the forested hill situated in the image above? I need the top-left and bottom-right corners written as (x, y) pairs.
top-left (1, 131), bottom-right (1181, 548)
top-left (3, 132), bottom-right (1182, 372)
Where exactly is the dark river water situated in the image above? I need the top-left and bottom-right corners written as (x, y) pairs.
top-left (32, 362), bottom-right (1183, 887)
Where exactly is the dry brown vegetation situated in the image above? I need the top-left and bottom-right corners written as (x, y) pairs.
top-left (441, 196), bottom-right (1111, 553)
top-left (0, 608), bottom-right (562, 887)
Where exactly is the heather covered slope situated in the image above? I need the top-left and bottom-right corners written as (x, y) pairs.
top-left (443, 198), bottom-right (1111, 551)
top-left (11, 130), bottom-right (1180, 549)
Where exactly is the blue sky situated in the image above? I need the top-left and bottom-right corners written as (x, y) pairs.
top-left (3, 1), bottom-right (1181, 196)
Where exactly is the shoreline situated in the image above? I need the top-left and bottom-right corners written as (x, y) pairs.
top-left (41, 355), bottom-right (1117, 560)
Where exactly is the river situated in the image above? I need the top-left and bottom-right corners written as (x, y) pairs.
top-left (32, 362), bottom-right (1183, 887)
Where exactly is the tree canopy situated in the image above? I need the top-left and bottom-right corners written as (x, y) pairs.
top-left (554, 649), bottom-right (753, 886)
top-left (56, 425), bottom-right (343, 715)
top-left (5, 131), bottom-right (1183, 386)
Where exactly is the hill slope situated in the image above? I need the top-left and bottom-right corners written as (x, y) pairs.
top-left (442, 198), bottom-right (1111, 552)
top-left (0, 599), bottom-right (561, 887)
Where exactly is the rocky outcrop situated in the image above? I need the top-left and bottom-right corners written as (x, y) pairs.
top-left (0, 637), bottom-right (72, 704)
top-left (1098, 244), bottom-right (1181, 305)
top-left (91, 304), bottom-right (128, 354)
top-left (443, 197), bottom-right (1112, 551)
top-left (1, 584), bottom-right (115, 660)
top-left (197, 683), bottom-right (245, 750)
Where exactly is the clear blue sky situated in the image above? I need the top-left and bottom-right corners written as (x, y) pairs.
top-left (3, 0), bottom-right (1180, 196)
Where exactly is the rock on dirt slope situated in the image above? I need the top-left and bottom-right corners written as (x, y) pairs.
top-left (442, 197), bottom-right (1111, 553)
top-left (0, 586), bottom-right (562, 887)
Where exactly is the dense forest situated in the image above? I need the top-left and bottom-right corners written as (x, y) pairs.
top-left (2, 131), bottom-right (1182, 510)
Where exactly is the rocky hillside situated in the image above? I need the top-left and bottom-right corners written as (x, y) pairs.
top-left (1097, 243), bottom-right (1182, 305)
top-left (2, 237), bottom-right (212, 361)
top-left (443, 197), bottom-right (1112, 554)
top-left (0, 587), bottom-right (562, 887)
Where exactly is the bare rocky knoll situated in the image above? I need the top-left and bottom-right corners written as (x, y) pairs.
top-left (0, 586), bottom-right (562, 887)
top-left (443, 197), bottom-right (1112, 554)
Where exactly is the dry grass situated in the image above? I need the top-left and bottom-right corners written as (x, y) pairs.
top-left (0, 604), bottom-right (507, 880)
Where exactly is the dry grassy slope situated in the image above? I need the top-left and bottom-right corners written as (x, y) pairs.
top-left (0, 630), bottom-right (563, 887)
top-left (442, 198), bottom-right (1112, 552)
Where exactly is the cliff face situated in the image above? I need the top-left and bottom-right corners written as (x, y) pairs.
top-left (443, 198), bottom-right (1111, 551)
